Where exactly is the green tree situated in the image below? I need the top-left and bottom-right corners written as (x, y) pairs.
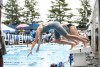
top-left (24, 0), bottom-right (40, 23)
top-left (4, 0), bottom-right (23, 25)
top-left (48, 0), bottom-right (71, 23)
top-left (77, 0), bottom-right (92, 28)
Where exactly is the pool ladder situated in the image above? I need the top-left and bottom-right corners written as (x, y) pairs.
top-left (18, 35), bottom-right (23, 45)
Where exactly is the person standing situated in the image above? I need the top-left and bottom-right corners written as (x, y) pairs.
top-left (30, 29), bottom-right (36, 42)
top-left (0, 30), bottom-right (4, 67)
top-left (0, 0), bottom-right (3, 67)
top-left (86, 22), bottom-right (92, 45)
top-left (0, 30), bottom-right (7, 67)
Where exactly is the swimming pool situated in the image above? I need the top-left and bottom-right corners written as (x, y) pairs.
top-left (3, 43), bottom-right (71, 67)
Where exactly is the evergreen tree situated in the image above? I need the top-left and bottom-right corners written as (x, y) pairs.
top-left (48, 0), bottom-right (71, 23)
top-left (4, 0), bottom-right (23, 25)
top-left (77, 0), bottom-right (92, 28)
top-left (24, 0), bottom-right (40, 23)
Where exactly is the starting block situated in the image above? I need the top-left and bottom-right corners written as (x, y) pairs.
top-left (70, 44), bottom-right (92, 66)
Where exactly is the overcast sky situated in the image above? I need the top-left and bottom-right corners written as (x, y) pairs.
top-left (2, 0), bottom-right (95, 22)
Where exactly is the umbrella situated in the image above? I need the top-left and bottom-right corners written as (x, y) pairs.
top-left (16, 24), bottom-right (29, 29)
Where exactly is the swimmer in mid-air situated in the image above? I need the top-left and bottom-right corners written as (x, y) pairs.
top-left (61, 22), bottom-right (89, 45)
top-left (28, 21), bottom-right (88, 56)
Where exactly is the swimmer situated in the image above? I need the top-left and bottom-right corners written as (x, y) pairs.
top-left (28, 21), bottom-right (88, 56)
top-left (61, 22), bottom-right (89, 46)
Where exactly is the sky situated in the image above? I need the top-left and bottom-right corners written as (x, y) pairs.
top-left (2, 0), bottom-right (95, 22)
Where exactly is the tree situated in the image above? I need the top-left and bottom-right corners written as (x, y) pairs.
top-left (77, 0), bottom-right (92, 28)
top-left (48, 0), bottom-right (71, 23)
top-left (24, 0), bottom-right (40, 23)
top-left (4, 0), bottom-right (23, 25)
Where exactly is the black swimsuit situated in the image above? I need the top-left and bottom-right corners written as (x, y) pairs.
top-left (67, 24), bottom-right (74, 28)
top-left (62, 23), bottom-right (74, 33)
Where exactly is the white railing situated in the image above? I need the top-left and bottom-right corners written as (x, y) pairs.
top-left (3, 33), bottom-right (32, 45)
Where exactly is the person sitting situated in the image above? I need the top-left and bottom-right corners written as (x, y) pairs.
top-left (50, 62), bottom-right (65, 67)
top-left (50, 63), bottom-right (57, 67)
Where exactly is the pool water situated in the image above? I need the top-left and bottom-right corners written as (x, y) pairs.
top-left (3, 43), bottom-right (71, 67)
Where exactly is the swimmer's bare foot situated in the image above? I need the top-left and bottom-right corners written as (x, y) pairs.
top-left (84, 40), bottom-right (90, 48)
top-left (70, 42), bottom-right (77, 50)
top-left (87, 38), bottom-right (90, 42)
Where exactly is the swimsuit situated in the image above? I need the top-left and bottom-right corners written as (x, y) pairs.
top-left (41, 21), bottom-right (68, 39)
top-left (63, 23), bottom-right (74, 33)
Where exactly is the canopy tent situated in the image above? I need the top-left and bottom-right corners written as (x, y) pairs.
top-left (1, 24), bottom-right (16, 33)
top-left (24, 22), bottom-right (39, 30)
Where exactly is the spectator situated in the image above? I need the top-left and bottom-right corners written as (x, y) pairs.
top-left (96, 28), bottom-right (98, 51)
top-left (0, 29), bottom-right (7, 67)
top-left (45, 31), bottom-right (52, 42)
top-left (50, 63), bottom-right (57, 67)
top-left (86, 22), bottom-right (92, 45)
top-left (50, 62), bottom-right (65, 67)
top-left (30, 29), bottom-right (36, 42)
top-left (68, 54), bottom-right (73, 66)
